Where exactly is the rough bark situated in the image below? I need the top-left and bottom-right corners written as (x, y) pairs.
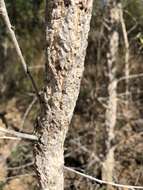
top-left (34, 1), bottom-right (93, 190)
top-left (102, 0), bottom-right (120, 188)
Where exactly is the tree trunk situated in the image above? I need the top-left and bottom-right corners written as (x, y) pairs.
top-left (34, 1), bottom-right (93, 190)
top-left (102, 0), bottom-right (120, 189)
top-left (119, 4), bottom-right (130, 104)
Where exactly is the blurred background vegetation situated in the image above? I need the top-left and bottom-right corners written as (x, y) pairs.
top-left (0, 0), bottom-right (143, 189)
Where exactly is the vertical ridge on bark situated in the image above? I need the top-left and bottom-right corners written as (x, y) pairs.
top-left (34, 1), bottom-right (93, 190)
top-left (102, 0), bottom-right (120, 189)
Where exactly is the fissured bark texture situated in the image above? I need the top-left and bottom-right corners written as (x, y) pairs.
top-left (34, 1), bottom-right (93, 190)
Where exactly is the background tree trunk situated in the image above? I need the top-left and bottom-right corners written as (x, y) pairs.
top-left (34, 1), bottom-right (93, 190)
top-left (102, 0), bottom-right (120, 189)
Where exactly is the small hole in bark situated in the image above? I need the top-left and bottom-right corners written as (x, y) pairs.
top-left (78, 2), bottom-right (84, 10)
top-left (55, 60), bottom-right (62, 71)
top-left (62, 89), bottom-right (66, 95)
top-left (64, 0), bottom-right (71, 7)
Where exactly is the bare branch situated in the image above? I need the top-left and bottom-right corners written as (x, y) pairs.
top-left (4, 173), bottom-right (35, 181)
top-left (124, 10), bottom-right (138, 35)
top-left (0, 136), bottom-right (21, 140)
top-left (29, 65), bottom-right (44, 70)
top-left (0, 127), bottom-right (38, 141)
top-left (119, 4), bottom-right (130, 99)
top-left (69, 139), bottom-right (100, 162)
top-left (118, 72), bottom-right (143, 83)
top-left (20, 96), bottom-right (37, 131)
top-left (64, 166), bottom-right (143, 189)
top-left (0, 0), bottom-right (41, 102)
top-left (2, 160), bottom-right (143, 189)
top-left (8, 161), bottom-right (34, 170)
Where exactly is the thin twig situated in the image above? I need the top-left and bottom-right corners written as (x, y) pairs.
top-left (0, 136), bottom-right (21, 140)
top-left (29, 65), bottom-right (44, 70)
top-left (8, 161), bottom-right (34, 170)
top-left (119, 4), bottom-right (130, 100)
top-left (124, 10), bottom-right (138, 35)
top-left (20, 96), bottom-right (37, 131)
top-left (1, 160), bottom-right (143, 189)
top-left (5, 173), bottom-right (35, 181)
top-left (70, 139), bottom-right (100, 162)
top-left (0, 0), bottom-right (41, 102)
top-left (0, 127), bottom-right (38, 141)
top-left (118, 72), bottom-right (143, 83)
top-left (64, 166), bottom-right (143, 189)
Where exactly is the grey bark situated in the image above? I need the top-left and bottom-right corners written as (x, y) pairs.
top-left (34, 1), bottom-right (93, 190)
top-left (102, 0), bottom-right (120, 188)
top-left (119, 4), bottom-right (130, 103)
